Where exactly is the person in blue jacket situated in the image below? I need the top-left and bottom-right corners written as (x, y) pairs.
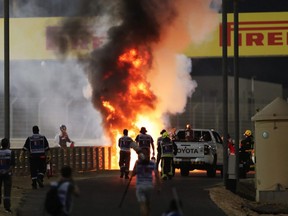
top-left (0, 138), bottom-right (15, 213)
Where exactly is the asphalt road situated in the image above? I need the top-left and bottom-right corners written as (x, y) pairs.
top-left (71, 170), bottom-right (226, 216)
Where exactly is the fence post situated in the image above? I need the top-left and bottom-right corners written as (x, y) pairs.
top-left (78, 147), bottom-right (82, 171)
top-left (84, 147), bottom-right (88, 171)
top-left (72, 147), bottom-right (76, 170)
top-left (89, 147), bottom-right (93, 170)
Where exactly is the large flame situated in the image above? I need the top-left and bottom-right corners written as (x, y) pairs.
top-left (101, 47), bottom-right (162, 168)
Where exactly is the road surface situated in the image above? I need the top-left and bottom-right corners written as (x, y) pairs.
top-left (72, 170), bottom-right (226, 216)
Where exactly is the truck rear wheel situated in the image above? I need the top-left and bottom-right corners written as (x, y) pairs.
top-left (207, 165), bottom-right (216, 177)
top-left (207, 155), bottom-right (217, 177)
top-left (180, 167), bottom-right (190, 176)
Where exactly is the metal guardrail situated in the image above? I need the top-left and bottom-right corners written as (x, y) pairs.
top-left (12, 146), bottom-right (112, 176)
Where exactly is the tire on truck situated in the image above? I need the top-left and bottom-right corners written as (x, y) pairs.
top-left (180, 166), bottom-right (190, 176)
top-left (207, 155), bottom-right (217, 177)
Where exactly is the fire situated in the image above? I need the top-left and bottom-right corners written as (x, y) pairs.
top-left (100, 47), bottom-right (162, 169)
top-left (102, 100), bottom-right (115, 112)
top-left (118, 48), bottom-right (149, 68)
top-left (102, 100), bottom-right (116, 122)
top-left (113, 116), bottom-right (159, 170)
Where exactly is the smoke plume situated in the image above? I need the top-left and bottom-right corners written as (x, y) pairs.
top-left (51, 0), bottom-right (219, 143)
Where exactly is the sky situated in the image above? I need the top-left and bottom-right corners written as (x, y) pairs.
top-left (192, 0), bottom-right (288, 90)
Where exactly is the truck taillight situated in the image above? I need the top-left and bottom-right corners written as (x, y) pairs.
top-left (204, 145), bottom-right (210, 155)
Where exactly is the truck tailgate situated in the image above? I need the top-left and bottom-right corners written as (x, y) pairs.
top-left (175, 142), bottom-right (205, 158)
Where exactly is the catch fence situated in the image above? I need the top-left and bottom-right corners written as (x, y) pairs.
top-left (12, 146), bottom-right (112, 176)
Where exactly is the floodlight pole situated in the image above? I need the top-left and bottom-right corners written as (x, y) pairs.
top-left (233, 0), bottom-right (240, 184)
top-left (222, 0), bottom-right (228, 188)
top-left (4, 0), bottom-right (10, 139)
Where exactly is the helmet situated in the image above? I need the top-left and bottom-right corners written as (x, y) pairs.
top-left (60, 125), bottom-right (67, 130)
top-left (162, 131), bottom-right (170, 139)
top-left (160, 129), bottom-right (166, 135)
top-left (244, 130), bottom-right (252, 136)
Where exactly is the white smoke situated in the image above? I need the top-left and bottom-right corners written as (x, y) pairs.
top-left (148, 0), bottom-right (219, 130)
top-left (8, 60), bottom-right (107, 145)
top-left (0, 0), bottom-right (110, 146)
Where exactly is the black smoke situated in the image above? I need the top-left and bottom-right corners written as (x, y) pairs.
top-left (52, 0), bottom-right (178, 133)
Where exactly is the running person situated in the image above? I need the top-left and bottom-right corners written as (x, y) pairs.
top-left (132, 148), bottom-right (160, 216)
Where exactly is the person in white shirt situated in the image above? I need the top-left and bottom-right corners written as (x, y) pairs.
top-left (55, 125), bottom-right (74, 149)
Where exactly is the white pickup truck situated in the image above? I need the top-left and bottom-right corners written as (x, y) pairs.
top-left (173, 129), bottom-right (223, 177)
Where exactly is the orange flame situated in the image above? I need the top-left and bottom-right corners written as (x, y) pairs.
top-left (102, 100), bottom-right (115, 112)
top-left (100, 47), bottom-right (159, 169)
top-left (118, 48), bottom-right (149, 68)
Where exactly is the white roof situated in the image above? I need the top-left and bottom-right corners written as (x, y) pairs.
top-left (251, 97), bottom-right (288, 121)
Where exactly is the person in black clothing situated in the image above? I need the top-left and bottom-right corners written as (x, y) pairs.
top-left (156, 129), bottom-right (166, 170)
top-left (239, 129), bottom-right (254, 177)
top-left (241, 130), bottom-right (254, 150)
top-left (56, 166), bottom-right (80, 216)
top-left (0, 138), bottom-right (15, 213)
top-left (19, 125), bottom-right (51, 189)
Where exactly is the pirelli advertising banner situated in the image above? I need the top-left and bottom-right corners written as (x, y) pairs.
top-left (0, 12), bottom-right (287, 60)
top-left (184, 12), bottom-right (288, 58)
